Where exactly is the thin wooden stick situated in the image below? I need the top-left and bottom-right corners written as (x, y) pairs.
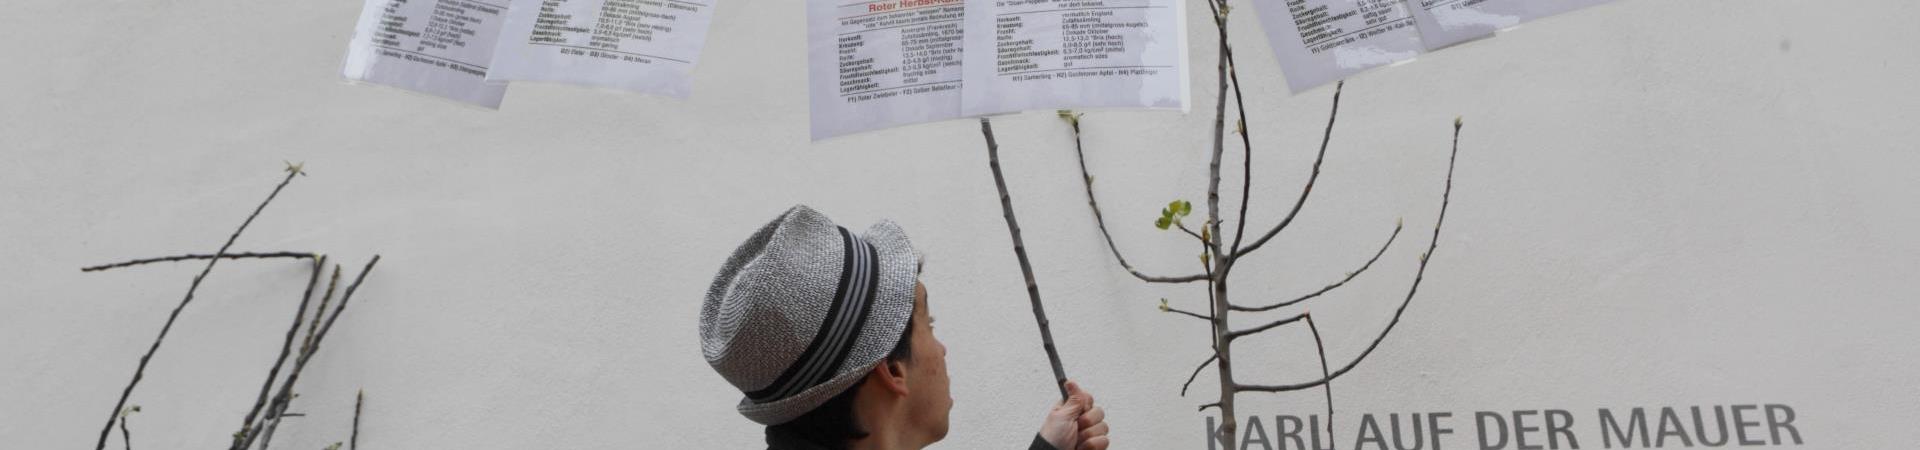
top-left (94, 167), bottom-right (301, 450)
top-left (1232, 223), bottom-right (1400, 312)
top-left (82, 252), bottom-right (315, 272)
top-left (1238, 118), bottom-right (1463, 393)
top-left (1233, 81), bottom-right (1346, 263)
top-left (980, 118), bottom-right (1071, 401)
top-left (351, 390), bottom-right (363, 450)
top-left (1063, 114), bottom-right (1209, 284)
top-left (1180, 354), bottom-right (1218, 396)
top-left (1306, 314), bottom-right (1336, 449)
top-left (234, 256), bottom-right (328, 449)
top-left (244, 256), bottom-right (380, 450)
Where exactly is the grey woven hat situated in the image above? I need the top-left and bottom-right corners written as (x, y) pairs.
top-left (700, 205), bottom-right (919, 425)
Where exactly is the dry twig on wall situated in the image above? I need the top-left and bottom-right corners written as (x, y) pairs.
top-left (83, 165), bottom-right (380, 450)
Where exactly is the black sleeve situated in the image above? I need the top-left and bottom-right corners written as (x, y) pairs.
top-left (1029, 433), bottom-right (1058, 450)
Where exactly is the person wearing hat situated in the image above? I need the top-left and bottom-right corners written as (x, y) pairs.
top-left (701, 205), bottom-right (1112, 450)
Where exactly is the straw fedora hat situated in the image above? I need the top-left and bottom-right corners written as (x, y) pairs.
top-left (699, 205), bottom-right (919, 425)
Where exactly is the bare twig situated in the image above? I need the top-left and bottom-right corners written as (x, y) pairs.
top-left (1231, 222), bottom-right (1400, 312)
top-left (1204, 0), bottom-right (1257, 258)
top-left (980, 118), bottom-right (1071, 401)
top-left (1062, 113), bottom-right (1209, 284)
top-left (1306, 314), bottom-right (1336, 448)
top-left (1237, 119), bottom-right (1462, 394)
top-left (351, 390), bottom-right (363, 450)
top-left (117, 405), bottom-right (138, 450)
top-left (1233, 81), bottom-right (1345, 264)
top-left (82, 252), bottom-right (316, 273)
top-left (1226, 313), bottom-right (1307, 340)
top-left (245, 256), bottom-right (381, 450)
top-left (1180, 354), bottom-right (1218, 396)
top-left (1174, 222), bottom-right (1211, 248)
top-left (95, 168), bottom-right (301, 450)
top-left (1203, 1), bottom-right (1238, 446)
top-left (1164, 306), bottom-right (1213, 321)
top-left (234, 256), bottom-right (328, 449)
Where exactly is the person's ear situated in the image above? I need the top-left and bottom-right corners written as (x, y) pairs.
top-left (869, 359), bottom-right (912, 398)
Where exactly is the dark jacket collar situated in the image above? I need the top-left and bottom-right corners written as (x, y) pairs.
top-left (765, 427), bottom-right (835, 450)
top-left (765, 427), bottom-right (1057, 450)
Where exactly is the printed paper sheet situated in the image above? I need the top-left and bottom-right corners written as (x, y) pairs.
top-left (807, 0), bottom-right (968, 140)
top-left (1250, 0), bottom-right (1423, 93)
top-left (343, 0), bottom-right (512, 107)
top-left (1406, 0), bottom-right (1616, 50)
top-left (486, 0), bottom-right (719, 97)
top-left (960, 0), bottom-right (1190, 116)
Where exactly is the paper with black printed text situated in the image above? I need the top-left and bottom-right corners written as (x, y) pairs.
top-left (343, 0), bottom-right (511, 107)
top-left (1249, 0), bottom-right (1422, 93)
top-left (808, 0), bottom-right (968, 140)
top-left (486, 0), bottom-right (719, 97)
top-left (960, 0), bottom-right (1190, 116)
top-left (1405, 0), bottom-right (1617, 50)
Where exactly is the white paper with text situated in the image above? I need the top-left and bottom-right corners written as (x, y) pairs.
top-left (1250, 0), bottom-right (1422, 93)
top-left (343, 0), bottom-right (511, 107)
top-left (808, 0), bottom-right (968, 140)
top-left (486, 0), bottom-right (718, 97)
top-left (1406, 0), bottom-right (1616, 50)
top-left (1405, 0), bottom-right (1526, 50)
top-left (960, 0), bottom-right (1189, 116)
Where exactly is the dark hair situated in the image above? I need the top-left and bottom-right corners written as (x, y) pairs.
top-left (767, 305), bottom-right (917, 449)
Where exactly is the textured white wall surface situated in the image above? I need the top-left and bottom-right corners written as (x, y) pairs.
top-left (4, 0), bottom-right (1917, 448)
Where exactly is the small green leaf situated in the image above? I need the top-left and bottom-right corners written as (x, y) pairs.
top-left (1158, 298), bottom-right (1170, 312)
top-left (1155, 217), bottom-right (1172, 230)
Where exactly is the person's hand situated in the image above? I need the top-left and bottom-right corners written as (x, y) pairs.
top-left (1039, 380), bottom-right (1110, 450)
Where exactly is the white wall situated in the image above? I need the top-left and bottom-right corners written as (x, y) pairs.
top-left (4, 0), bottom-right (1918, 448)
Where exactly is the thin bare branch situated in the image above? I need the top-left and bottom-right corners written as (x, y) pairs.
top-left (1174, 222), bottom-right (1210, 247)
top-left (1063, 115), bottom-right (1209, 284)
top-left (1237, 118), bottom-right (1463, 394)
top-left (351, 390), bottom-right (363, 450)
top-left (235, 256), bottom-right (328, 449)
top-left (1212, 0), bottom-right (1256, 259)
top-left (246, 256), bottom-right (381, 450)
top-left (981, 118), bottom-right (1072, 401)
top-left (96, 168), bottom-right (301, 450)
top-left (1198, 402), bottom-right (1221, 412)
top-left (117, 406), bottom-right (135, 450)
top-left (1181, 354), bottom-right (1218, 397)
top-left (82, 252), bottom-right (316, 272)
top-left (1306, 314), bottom-right (1336, 448)
top-left (1226, 313), bottom-right (1308, 340)
top-left (1231, 222), bottom-right (1400, 312)
top-left (1233, 81), bottom-right (1345, 262)
top-left (1201, 2), bottom-right (1238, 447)
top-left (1164, 306), bottom-right (1213, 321)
